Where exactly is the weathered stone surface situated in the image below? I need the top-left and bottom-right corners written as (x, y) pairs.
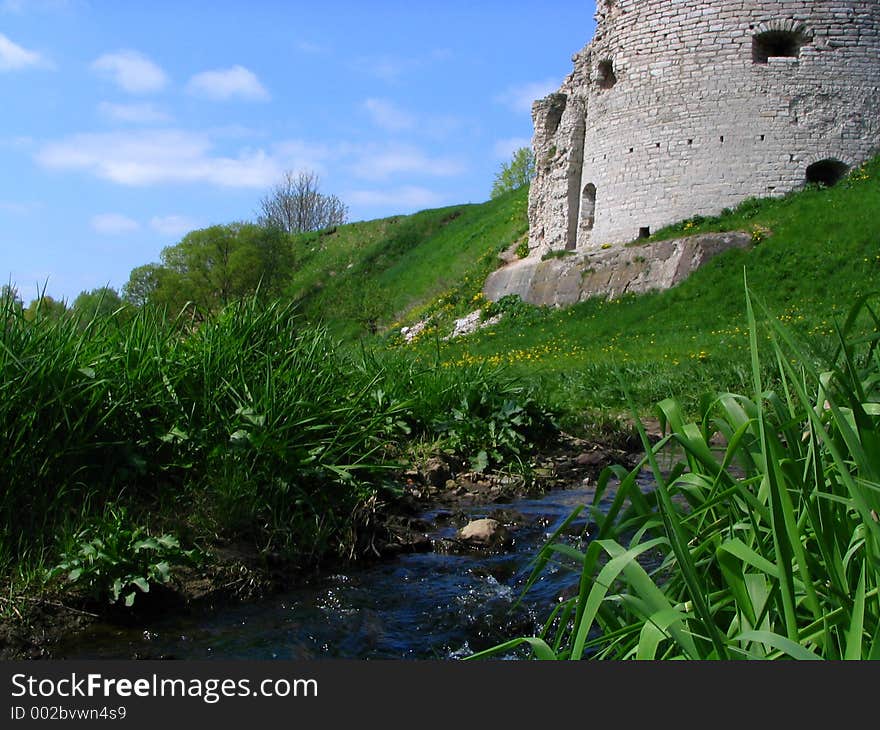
top-left (527, 1), bottom-right (880, 257)
top-left (484, 231), bottom-right (751, 306)
top-left (444, 310), bottom-right (503, 340)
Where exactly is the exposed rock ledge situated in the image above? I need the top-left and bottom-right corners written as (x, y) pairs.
top-left (483, 231), bottom-right (752, 307)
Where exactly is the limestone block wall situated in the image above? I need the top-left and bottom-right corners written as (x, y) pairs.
top-left (528, 0), bottom-right (880, 255)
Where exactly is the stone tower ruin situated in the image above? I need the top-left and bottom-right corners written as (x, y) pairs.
top-left (528, 0), bottom-right (880, 255)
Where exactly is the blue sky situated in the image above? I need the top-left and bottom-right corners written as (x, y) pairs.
top-left (1, 0), bottom-right (596, 304)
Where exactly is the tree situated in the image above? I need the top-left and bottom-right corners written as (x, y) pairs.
top-left (1, 284), bottom-right (23, 312)
top-left (23, 295), bottom-right (67, 322)
top-left (1, 284), bottom-right (23, 326)
top-left (122, 264), bottom-right (165, 307)
top-left (149, 222), bottom-right (296, 314)
top-left (71, 286), bottom-right (125, 322)
top-left (491, 147), bottom-right (536, 199)
top-left (257, 170), bottom-right (348, 234)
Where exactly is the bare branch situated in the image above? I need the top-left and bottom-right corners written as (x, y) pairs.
top-left (258, 170), bottom-right (349, 233)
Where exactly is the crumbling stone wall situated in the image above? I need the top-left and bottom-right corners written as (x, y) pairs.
top-left (528, 0), bottom-right (880, 255)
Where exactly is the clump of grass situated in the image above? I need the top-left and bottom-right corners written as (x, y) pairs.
top-left (1, 290), bottom-right (560, 592)
top-left (471, 281), bottom-right (880, 660)
top-left (0, 295), bottom-right (413, 567)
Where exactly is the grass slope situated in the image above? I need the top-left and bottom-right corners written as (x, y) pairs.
top-left (272, 157), bottom-right (876, 422)
top-left (287, 188), bottom-right (529, 339)
top-left (418, 157), bottom-right (880, 421)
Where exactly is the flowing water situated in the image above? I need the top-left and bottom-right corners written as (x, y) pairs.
top-left (55, 472), bottom-right (656, 660)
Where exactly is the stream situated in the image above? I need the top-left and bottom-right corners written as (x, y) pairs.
top-left (54, 471), bottom-right (655, 660)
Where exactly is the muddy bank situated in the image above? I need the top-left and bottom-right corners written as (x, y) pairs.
top-left (0, 428), bottom-right (651, 660)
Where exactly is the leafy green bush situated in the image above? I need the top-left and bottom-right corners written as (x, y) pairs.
top-left (432, 391), bottom-right (556, 473)
top-left (47, 510), bottom-right (200, 607)
top-left (358, 351), bottom-right (558, 473)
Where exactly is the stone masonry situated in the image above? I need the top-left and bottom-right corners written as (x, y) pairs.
top-left (528, 0), bottom-right (880, 256)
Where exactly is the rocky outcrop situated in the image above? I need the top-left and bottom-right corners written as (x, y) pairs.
top-left (483, 231), bottom-right (751, 307)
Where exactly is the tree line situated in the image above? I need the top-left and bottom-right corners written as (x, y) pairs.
top-left (14, 149), bottom-right (533, 321)
top-left (9, 171), bottom-right (348, 321)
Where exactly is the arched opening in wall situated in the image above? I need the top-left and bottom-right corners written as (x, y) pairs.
top-left (597, 60), bottom-right (617, 90)
top-left (543, 93), bottom-right (567, 142)
top-left (806, 159), bottom-right (849, 187)
top-left (752, 29), bottom-right (805, 64)
top-left (580, 183), bottom-right (596, 232)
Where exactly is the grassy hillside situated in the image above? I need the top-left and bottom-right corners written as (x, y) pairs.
top-left (282, 156), bottom-right (879, 424)
top-left (288, 188), bottom-right (529, 339)
top-left (404, 157), bottom-right (880, 421)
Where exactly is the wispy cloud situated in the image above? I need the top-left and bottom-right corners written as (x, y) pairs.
top-left (0, 199), bottom-right (41, 214)
top-left (294, 40), bottom-right (327, 55)
top-left (0, 135), bottom-right (34, 149)
top-left (91, 213), bottom-right (140, 235)
top-left (91, 50), bottom-right (168, 94)
top-left (493, 137), bottom-right (532, 160)
top-left (494, 78), bottom-right (559, 114)
top-left (0, 32), bottom-right (50, 71)
top-left (1, 0), bottom-right (73, 13)
top-left (150, 215), bottom-right (200, 237)
top-left (347, 186), bottom-right (444, 210)
top-left (362, 98), bottom-right (415, 133)
top-left (98, 101), bottom-right (171, 124)
top-left (353, 55), bottom-right (413, 83)
top-left (352, 46), bottom-right (452, 84)
top-left (37, 129), bottom-right (283, 188)
top-left (186, 65), bottom-right (269, 101)
top-left (349, 143), bottom-right (465, 182)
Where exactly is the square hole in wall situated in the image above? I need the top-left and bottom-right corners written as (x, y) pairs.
top-left (639, 227), bottom-right (651, 239)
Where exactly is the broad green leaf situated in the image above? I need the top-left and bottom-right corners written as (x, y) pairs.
top-left (734, 630), bottom-right (822, 660)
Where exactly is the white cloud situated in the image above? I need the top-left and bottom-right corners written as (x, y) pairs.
top-left (493, 137), bottom-right (532, 161)
top-left (187, 65), bottom-right (269, 101)
top-left (98, 101), bottom-right (171, 124)
top-left (362, 98), bottom-right (415, 133)
top-left (0, 32), bottom-right (49, 70)
top-left (91, 50), bottom-right (167, 94)
top-left (347, 186), bottom-right (444, 210)
top-left (349, 144), bottom-right (465, 182)
top-left (150, 215), bottom-right (200, 237)
top-left (91, 213), bottom-right (140, 235)
top-left (495, 78), bottom-right (559, 114)
top-left (37, 129), bottom-right (283, 188)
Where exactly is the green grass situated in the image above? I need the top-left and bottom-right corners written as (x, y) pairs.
top-left (410, 157), bottom-right (880, 422)
top-left (0, 290), bottom-right (556, 601)
top-left (278, 155), bottom-right (879, 426)
top-left (288, 187), bottom-right (529, 339)
top-left (470, 285), bottom-right (880, 660)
